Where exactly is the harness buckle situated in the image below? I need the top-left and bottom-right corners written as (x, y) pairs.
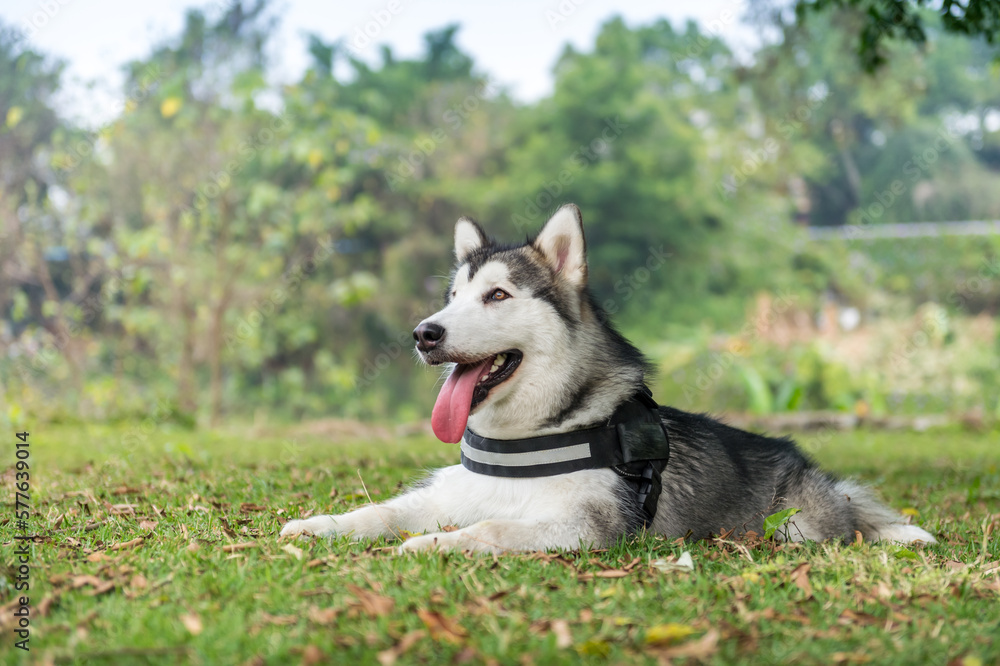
top-left (635, 463), bottom-right (662, 528)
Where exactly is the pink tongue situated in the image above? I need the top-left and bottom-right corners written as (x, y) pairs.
top-left (431, 359), bottom-right (491, 443)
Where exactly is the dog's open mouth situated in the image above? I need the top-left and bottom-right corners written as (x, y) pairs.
top-left (470, 350), bottom-right (522, 407)
top-left (431, 350), bottom-right (522, 443)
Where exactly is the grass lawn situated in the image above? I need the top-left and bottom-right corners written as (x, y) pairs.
top-left (1, 422), bottom-right (998, 664)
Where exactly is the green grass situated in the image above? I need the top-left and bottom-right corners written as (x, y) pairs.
top-left (1, 423), bottom-right (998, 664)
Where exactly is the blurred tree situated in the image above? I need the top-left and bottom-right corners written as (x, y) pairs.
top-left (473, 18), bottom-right (795, 326)
top-left (286, 25), bottom-right (511, 417)
top-left (0, 25), bottom-right (61, 201)
top-left (792, 0), bottom-right (1000, 71)
top-left (2, 4), bottom-right (999, 423)
top-left (74, 2), bottom-right (299, 422)
top-left (0, 24), bottom-right (95, 406)
top-left (746, 7), bottom-right (1000, 227)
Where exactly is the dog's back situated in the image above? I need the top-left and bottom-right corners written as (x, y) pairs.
top-left (655, 406), bottom-right (933, 543)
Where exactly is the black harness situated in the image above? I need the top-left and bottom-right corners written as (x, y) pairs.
top-left (460, 386), bottom-right (670, 528)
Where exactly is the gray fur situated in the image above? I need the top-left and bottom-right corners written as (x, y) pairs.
top-left (649, 414), bottom-right (869, 542)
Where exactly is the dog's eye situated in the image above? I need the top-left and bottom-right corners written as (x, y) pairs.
top-left (487, 288), bottom-right (511, 302)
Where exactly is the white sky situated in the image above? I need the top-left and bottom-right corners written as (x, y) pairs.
top-left (1, 0), bottom-right (758, 128)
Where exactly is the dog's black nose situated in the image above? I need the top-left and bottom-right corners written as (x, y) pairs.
top-left (413, 322), bottom-right (445, 352)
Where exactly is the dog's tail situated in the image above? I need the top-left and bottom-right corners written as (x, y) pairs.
top-left (836, 480), bottom-right (937, 544)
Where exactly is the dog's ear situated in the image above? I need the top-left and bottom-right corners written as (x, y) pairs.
top-left (454, 217), bottom-right (487, 263)
top-left (534, 204), bottom-right (587, 288)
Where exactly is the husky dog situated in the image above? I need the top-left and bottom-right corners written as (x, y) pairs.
top-left (280, 205), bottom-right (936, 552)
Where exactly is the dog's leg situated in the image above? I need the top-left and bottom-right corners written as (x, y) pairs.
top-left (279, 487), bottom-right (445, 539)
top-left (281, 466), bottom-right (627, 549)
top-left (398, 518), bottom-right (597, 554)
top-left (279, 506), bottom-right (389, 539)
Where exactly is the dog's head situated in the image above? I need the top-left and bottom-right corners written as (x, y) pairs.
top-left (413, 204), bottom-right (594, 443)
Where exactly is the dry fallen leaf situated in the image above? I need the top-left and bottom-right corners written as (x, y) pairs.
top-left (347, 584), bottom-right (394, 618)
top-left (301, 645), bottom-right (325, 665)
top-left (658, 629), bottom-right (720, 659)
top-left (451, 646), bottom-right (479, 664)
top-left (109, 537), bottom-right (145, 551)
top-left (138, 520), bottom-right (159, 531)
top-left (979, 560), bottom-right (999, 575)
top-left (37, 595), bottom-right (57, 618)
top-left (832, 651), bottom-right (872, 663)
top-left (651, 551), bottom-right (695, 573)
top-left (259, 612), bottom-right (297, 626)
top-left (221, 542), bottom-right (258, 552)
top-left (85, 581), bottom-right (115, 596)
top-left (978, 577), bottom-right (1000, 594)
top-left (578, 569), bottom-right (630, 581)
top-left (551, 619), bottom-right (572, 648)
top-left (70, 575), bottom-right (104, 589)
top-left (417, 609), bottom-right (468, 644)
top-left (180, 613), bottom-right (203, 635)
top-left (790, 562), bottom-right (813, 597)
top-left (838, 609), bottom-right (881, 626)
top-left (593, 569), bottom-right (630, 578)
top-left (377, 630), bottom-right (425, 666)
top-left (282, 544), bottom-right (304, 560)
top-left (307, 606), bottom-right (339, 625)
top-left (219, 517), bottom-right (239, 540)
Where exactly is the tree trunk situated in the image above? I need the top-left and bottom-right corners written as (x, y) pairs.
top-left (830, 118), bottom-right (862, 207)
top-left (208, 197), bottom-right (235, 426)
top-left (33, 245), bottom-right (85, 405)
top-left (176, 298), bottom-right (197, 415)
top-left (208, 301), bottom-right (226, 426)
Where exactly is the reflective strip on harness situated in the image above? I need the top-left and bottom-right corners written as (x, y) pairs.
top-left (461, 439), bottom-right (593, 467)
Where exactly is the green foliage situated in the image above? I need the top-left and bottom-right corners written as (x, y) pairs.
top-left (796, 0), bottom-right (1000, 71)
top-left (738, 365), bottom-right (774, 414)
top-left (748, 7), bottom-right (1000, 228)
top-left (763, 507), bottom-right (803, 539)
top-left (1, 3), bottom-right (1000, 423)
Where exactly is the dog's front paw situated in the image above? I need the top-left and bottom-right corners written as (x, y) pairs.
top-left (398, 528), bottom-right (504, 554)
top-left (398, 531), bottom-right (460, 553)
top-left (279, 515), bottom-right (339, 538)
